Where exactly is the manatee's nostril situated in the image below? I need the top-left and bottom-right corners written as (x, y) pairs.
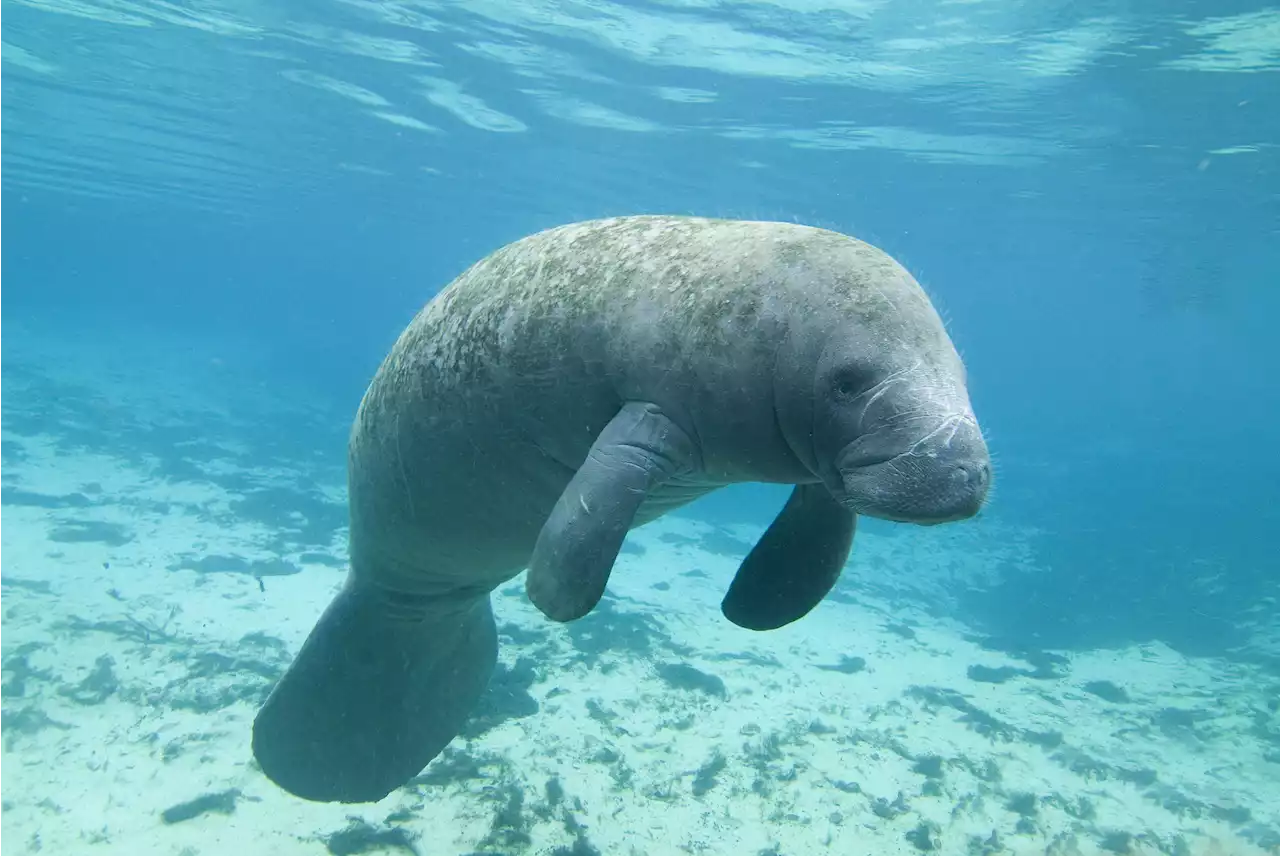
top-left (953, 461), bottom-right (990, 490)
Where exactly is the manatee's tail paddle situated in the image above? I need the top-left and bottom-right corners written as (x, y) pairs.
top-left (252, 580), bottom-right (497, 803)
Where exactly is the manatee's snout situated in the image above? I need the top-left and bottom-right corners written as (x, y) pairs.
top-left (838, 416), bottom-right (990, 524)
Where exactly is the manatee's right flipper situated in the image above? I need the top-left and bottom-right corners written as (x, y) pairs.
top-left (721, 483), bottom-right (856, 631)
top-left (526, 401), bottom-right (698, 622)
top-left (252, 580), bottom-right (497, 803)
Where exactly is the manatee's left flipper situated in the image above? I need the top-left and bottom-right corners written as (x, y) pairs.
top-left (721, 483), bottom-right (856, 631)
top-left (527, 401), bottom-right (698, 622)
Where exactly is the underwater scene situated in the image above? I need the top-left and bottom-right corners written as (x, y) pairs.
top-left (2, 1), bottom-right (1278, 855)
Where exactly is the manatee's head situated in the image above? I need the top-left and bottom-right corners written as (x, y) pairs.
top-left (779, 243), bottom-right (991, 524)
top-left (817, 345), bottom-right (990, 524)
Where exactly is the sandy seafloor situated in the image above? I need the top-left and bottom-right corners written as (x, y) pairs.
top-left (2, 328), bottom-right (1278, 856)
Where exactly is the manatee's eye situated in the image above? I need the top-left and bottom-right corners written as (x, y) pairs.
top-left (832, 369), bottom-right (874, 400)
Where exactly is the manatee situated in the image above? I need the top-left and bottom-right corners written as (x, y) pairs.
top-left (251, 215), bottom-right (991, 803)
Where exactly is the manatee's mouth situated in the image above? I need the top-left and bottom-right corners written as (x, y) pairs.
top-left (836, 422), bottom-right (991, 525)
top-left (840, 458), bottom-right (989, 523)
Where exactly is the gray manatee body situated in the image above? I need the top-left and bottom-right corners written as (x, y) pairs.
top-left (251, 215), bottom-right (991, 803)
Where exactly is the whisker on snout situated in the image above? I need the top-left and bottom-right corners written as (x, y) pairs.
top-left (907, 413), bottom-right (966, 455)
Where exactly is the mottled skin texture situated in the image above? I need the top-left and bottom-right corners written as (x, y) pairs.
top-left (252, 215), bottom-right (990, 805)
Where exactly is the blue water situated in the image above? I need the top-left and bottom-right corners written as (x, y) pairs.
top-left (3, 1), bottom-right (1278, 854)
